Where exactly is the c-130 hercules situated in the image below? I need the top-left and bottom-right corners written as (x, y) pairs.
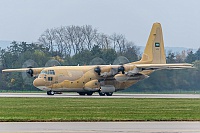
top-left (2, 23), bottom-right (193, 96)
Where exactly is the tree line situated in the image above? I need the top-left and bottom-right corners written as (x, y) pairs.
top-left (0, 25), bottom-right (200, 92)
top-left (38, 25), bottom-right (138, 58)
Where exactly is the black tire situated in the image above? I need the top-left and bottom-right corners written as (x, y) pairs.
top-left (79, 92), bottom-right (86, 96)
top-left (106, 92), bottom-right (113, 96)
top-left (86, 92), bottom-right (93, 96)
top-left (47, 91), bottom-right (54, 95)
top-left (99, 92), bottom-right (105, 96)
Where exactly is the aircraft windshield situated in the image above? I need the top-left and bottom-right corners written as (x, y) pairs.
top-left (47, 70), bottom-right (55, 75)
top-left (40, 70), bottom-right (55, 75)
top-left (40, 70), bottom-right (47, 74)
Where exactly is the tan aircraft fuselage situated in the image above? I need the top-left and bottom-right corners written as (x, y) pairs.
top-left (33, 65), bottom-right (152, 93)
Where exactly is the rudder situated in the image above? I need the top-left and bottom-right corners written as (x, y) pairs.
top-left (137, 22), bottom-right (166, 64)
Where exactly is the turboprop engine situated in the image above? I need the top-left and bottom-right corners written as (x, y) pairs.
top-left (26, 68), bottom-right (43, 77)
top-left (118, 64), bottom-right (138, 74)
top-left (84, 79), bottom-right (100, 91)
top-left (94, 66), bottom-right (114, 77)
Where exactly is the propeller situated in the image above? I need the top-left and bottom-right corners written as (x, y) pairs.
top-left (22, 59), bottom-right (38, 85)
top-left (90, 57), bottom-right (105, 76)
top-left (92, 56), bottom-right (131, 76)
top-left (94, 66), bottom-right (101, 75)
top-left (118, 65), bottom-right (125, 74)
top-left (45, 59), bottom-right (61, 67)
top-left (89, 57), bottom-right (106, 65)
top-left (113, 56), bottom-right (130, 74)
top-left (113, 56), bottom-right (129, 65)
top-left (26, 68), bottom-right (34, 77)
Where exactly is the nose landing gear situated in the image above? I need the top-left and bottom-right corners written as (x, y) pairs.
top-left (47, 90), bottom-right (54, 95)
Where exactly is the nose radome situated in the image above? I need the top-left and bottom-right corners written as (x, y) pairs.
top-left (33, 78), bottom-right (45, 87)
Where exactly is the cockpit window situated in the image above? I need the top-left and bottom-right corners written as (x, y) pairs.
top-left (47, 70), bottom-right (55, 75)
top-left (41, 70), bottom-right (55, 75)
top-left (41, 70), bottom-right (47, 74)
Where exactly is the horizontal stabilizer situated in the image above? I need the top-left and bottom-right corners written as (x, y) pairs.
top-left (135, 63), bottom-right (194, 70)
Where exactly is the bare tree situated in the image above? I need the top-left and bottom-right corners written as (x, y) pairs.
top-left (110, 33), bottom-right (118, 51)
top-left (95, 33), bottom-right (110, 49)
top-left (38, 29), bottom-right (55, 55)
top-left (82, 25), bottom-right (97, 51)
top-left (54, 27), bottom-right (73, 57)
top-left (38, 25), bottom-right (138, 59)
top-left (74, 26), bottom-right (86, 53)
top-left (110, 33), bottom-right (126, 54)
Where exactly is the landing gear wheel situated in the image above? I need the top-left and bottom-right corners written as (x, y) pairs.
top-left (86, 92), bottom-right (93, 96)
top-left (79, 92), bottom-right (86, 96)
top-left (47, 91), bottom-right (54, 95)
top-left (106, 92), bottom-right (113, 96)
top-left (99, 92), bottom-right (105, 96)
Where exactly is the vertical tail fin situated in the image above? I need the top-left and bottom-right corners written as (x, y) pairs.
top-left (136, 22), bottom-right (166, 64)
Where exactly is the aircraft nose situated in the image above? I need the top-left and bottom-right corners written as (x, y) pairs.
top-left (33, 78), bottom-right (45, 87)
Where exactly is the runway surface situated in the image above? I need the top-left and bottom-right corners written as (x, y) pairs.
top-left (0, 122), bottom-right (200, 133)
top-left (0, 93), bottom-right (200, 98)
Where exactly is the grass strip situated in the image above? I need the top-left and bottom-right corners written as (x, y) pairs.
top-left (0, 98), bottom-right (200, 122)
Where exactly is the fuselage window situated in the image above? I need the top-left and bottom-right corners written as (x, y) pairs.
top-left (48, 77), bottom-right (53, 81)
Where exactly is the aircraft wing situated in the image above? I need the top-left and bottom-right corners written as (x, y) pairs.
top-left (95, 63), bottom-right (194, 78)
top-left (134, 63), bottom-right (193, 70)
top-left (2, 68), bottom-right (45, 72)
top-left (2, 68), bottom-right (45, 77)
top-left (2, 68), bottom-right (30, 72)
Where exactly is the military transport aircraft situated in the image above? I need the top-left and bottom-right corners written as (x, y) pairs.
top-left (2, 23), bottom-right (193, 96)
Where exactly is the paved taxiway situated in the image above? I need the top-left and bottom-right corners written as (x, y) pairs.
top-left (0, 122), bottom-right (200, 133)
top-left (0, 93), bottom-right (200, 98)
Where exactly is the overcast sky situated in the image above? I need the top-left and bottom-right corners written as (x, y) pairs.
top-left (0, 0), bottom-right (200, 49)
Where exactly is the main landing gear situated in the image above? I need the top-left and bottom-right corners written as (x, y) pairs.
top-left (78, 92), bottom-right (93, 96)
top-left (47, 91), bottom-right (113, 96)
top-left (78, 92), bottom-right (113, 96)
top-left (99, 92), bottom-right (113, 96)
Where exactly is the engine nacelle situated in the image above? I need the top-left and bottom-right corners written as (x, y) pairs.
top-left (114, 73), bottom-right (149, 82)
top-left (84, 80), bottom-right (100, 92)
top-left (94, 66), bottom-right (113, 77)
top-left (118, 64), bottom-right (136, 74)
top-left (27, 68), bottom-right (44, 77)
top-left (114, 74), bottom-right (129, 82)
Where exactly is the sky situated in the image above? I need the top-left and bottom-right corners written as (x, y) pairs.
top-left (0, 0), bottom-right (200, 49)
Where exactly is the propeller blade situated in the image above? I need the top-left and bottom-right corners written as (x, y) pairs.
top-left (22, 59), bottom-right (38, 85)
top-left (89, 57), bottom-right (106, 65)
top-left (113, 56), bottom-right (129, 65)
top-left (45, 59), bottom-right (61, 67)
